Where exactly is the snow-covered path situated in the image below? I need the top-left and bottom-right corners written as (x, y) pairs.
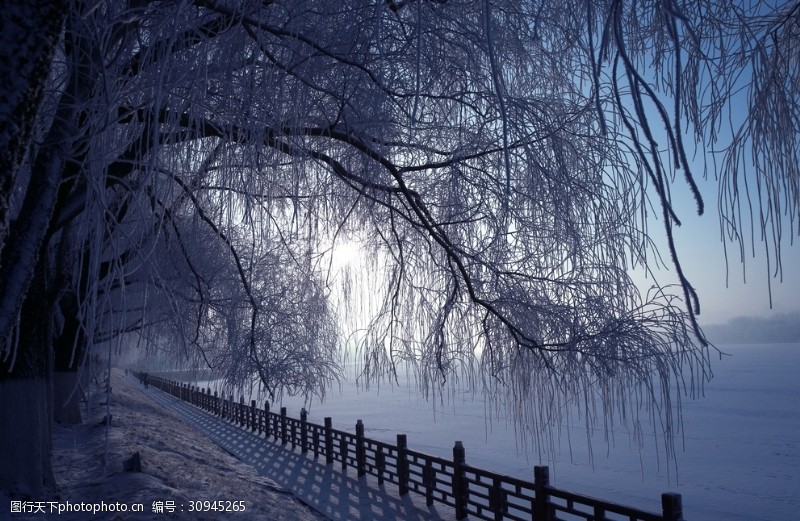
top-left (142, 384), bottom-right (456, 520)
top-left (5, 369), bottom-right (324, 520)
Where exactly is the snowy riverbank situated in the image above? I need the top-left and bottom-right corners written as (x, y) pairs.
top-left (4, 368), bottom-right (323, 520)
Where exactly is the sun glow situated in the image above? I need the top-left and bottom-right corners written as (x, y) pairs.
top-left (330, 240), bottom-right (363, 269)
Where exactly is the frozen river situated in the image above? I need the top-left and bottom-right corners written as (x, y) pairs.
top-left (200, 343), bottom-right (799, 520)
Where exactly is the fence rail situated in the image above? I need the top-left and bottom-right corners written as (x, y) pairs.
top-left (134, 371), bottom-right (684, 521)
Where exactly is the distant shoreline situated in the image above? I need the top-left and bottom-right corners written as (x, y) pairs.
top-left (701, 312), bottom-right (800, 344)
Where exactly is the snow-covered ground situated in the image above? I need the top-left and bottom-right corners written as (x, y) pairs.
top-left (5, 368), bottom-right (323, 521)
top-left (265, 343), bottom-right (800, 521)
top-left (19, 343), bottom-right (791, 520)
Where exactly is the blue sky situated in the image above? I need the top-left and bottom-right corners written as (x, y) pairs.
top-left (651, 172), bottom-right (800, 325)
top-left (624, 61), bottom-right (799, 326)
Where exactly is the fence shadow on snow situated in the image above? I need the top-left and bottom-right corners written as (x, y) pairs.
top-left (135, 372), bottom-right (684, 521)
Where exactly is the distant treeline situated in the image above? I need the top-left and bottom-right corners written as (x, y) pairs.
top-left (703, 312), bottom-right (800, 344)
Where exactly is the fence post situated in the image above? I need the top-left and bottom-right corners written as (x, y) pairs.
top-left (280, 407), bottom-right (288, 445)
top-left (301, 409), bottom-right (308, 454)
top-left (490, 476), bottom-right (507, 521)
top-left (214, 391), bottom-right (219, 416)
top-left (534, 466), bottom-right (552, 521)
top-left (325, 417), bottom-right (334, 464)
top-left (340, 435), bottom-right (347, 470)
top-left (453, 441), bottom-right (468, 519)
top-left (248, 400), bottom-right (255, 431)
top-left (424, 460), bottom-right (435, 506)
top-left (662, 493), bottom-right (683, 521)
top-left (207, 388), bottom-right (211, 411)
top-left (237, 396), bottom-right (243, 427)
top-left (252, 400), bottom-right (260, 434)
top-left (264, 401), bottom-right (271, 438)
top-left (356, 420), bottom-right (366, 477)
top-left (313, 426), bottom-right (320, 459)
top-left (397, 434), bottom-right (409, 496)
top-left (376, 446), bottom-right (385, 485)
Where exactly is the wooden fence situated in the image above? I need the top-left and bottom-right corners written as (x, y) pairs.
top-left (135, 372), bottom-right (684, 521)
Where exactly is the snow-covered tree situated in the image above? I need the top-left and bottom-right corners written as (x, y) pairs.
top-left (0, 1), bottom-right (67, 264)
top-left (1, 0), bottom-right (798, 496)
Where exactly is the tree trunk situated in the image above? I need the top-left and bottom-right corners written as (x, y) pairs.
top-left (53, 294), bottom-right (86, 425)
top-left (0, 271), bottom-right (56, 497)
top-left (53, 372), bottom-right (83, 425)
top-left (0, 1), bottom-right (83, 345)
top-left (1, 5), bottom-right (97, 495)
top-left (0, 379), bottom-right (51, 497)
top-left (0, 0), bottom-right (67, 268)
